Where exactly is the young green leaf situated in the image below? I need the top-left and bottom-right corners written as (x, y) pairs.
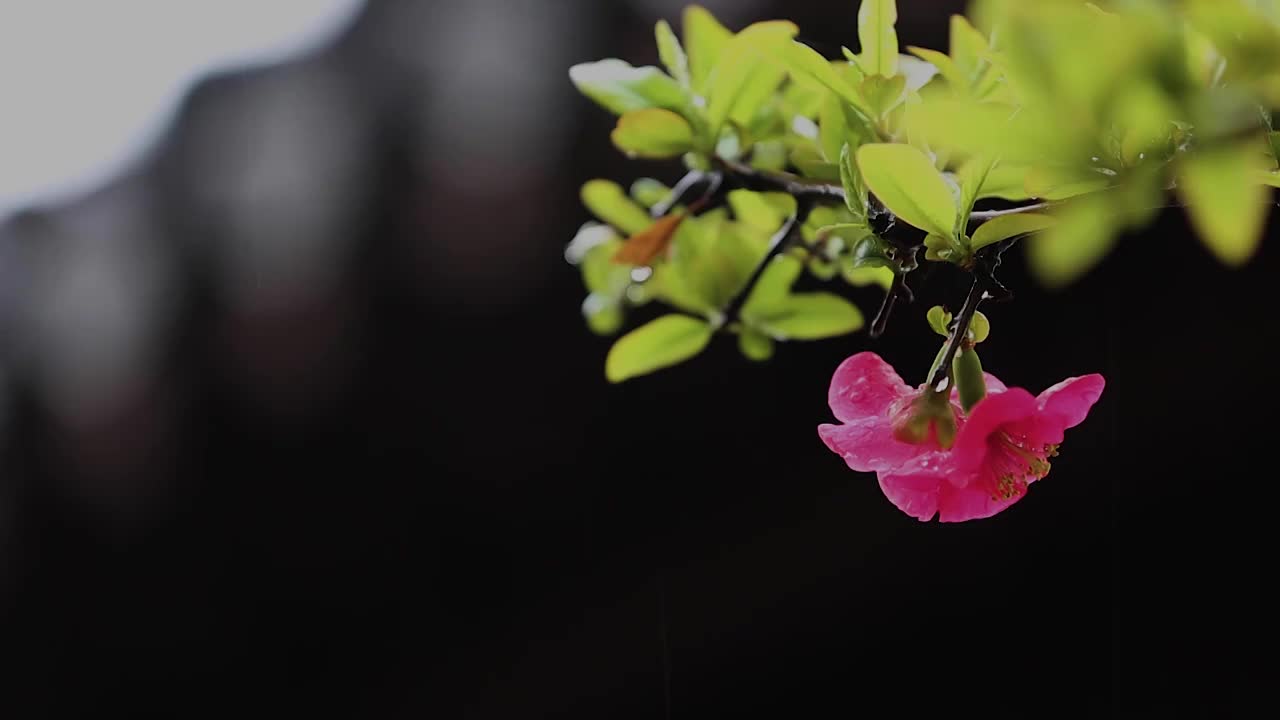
top-left (907, 46), bottom-right (960, 90)
top-left (790, 145), bottom-right (841, 181)
top-left (1178, 144), bottom-right (1270, 266)
top-left (841, 263), bottom-right (894, 290)
top-left (605, 315), bottom-right (715, 382)
top-left (743, 255), bottom-right (804, 315)
top-left (1027, 196), bottom-right (1116, 288)
top-left (581, 180), bottom-right (655, 235)
top-left (856, 143), bottom-right (957, 239)
top-left (656, 20), bottom-right (692, 88)
top-left (611, 109), bottom-right (695, 158)
top-left (819, 94), bottom-right (850, 163)
top-left (583, 294), bottom-right (625, 336)
top-left (955, 155), bottom-right (996, 235)
top-left (858, 0), bottom-right (899, 77)
top-left (970, 213), bottom-right (1056, 252)
top-left (683, 6), bottom-right (732, 95)
top-left (976, 162), bottom-right (1034, 201)
top-left (753, 293), bottom-right (865, 340)
top-left (838, 144), bottom-right (869, 224)
top-left (705, 21), bottom-right (798, 136)
top-left (1024, 165), bottom-right (1111, 200)
top-left (860, 74), bottom-right (907, 118)
top-left (926, 305), bottom-right (952, 337)
top-left (969, 311), bottom-right (990, 343)
top-left (630, 178), bottom-right (672, 209)
top-left (569, 60), bottom-right (689, 116)
top-left (773, 41), bottom-right (877, 124)
top-left (728, 190), bottom-right (793, 232)
top-left (738, 328), bottom-right (776, 361)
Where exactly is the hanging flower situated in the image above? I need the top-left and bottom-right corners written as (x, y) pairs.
top-left (819, 352), bottom-right (1105, 522)
top-left (817, 352), bottom-right (961, 474)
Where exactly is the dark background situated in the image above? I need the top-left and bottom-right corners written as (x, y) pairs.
top-left (0, 1), bottom-right (1271, 717)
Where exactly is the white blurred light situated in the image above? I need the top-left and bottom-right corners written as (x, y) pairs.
top-left (0, 0), bottom-right (364, 217)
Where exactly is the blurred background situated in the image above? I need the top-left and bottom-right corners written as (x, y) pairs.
top-left (0, 1), bottom-right (1271, 716)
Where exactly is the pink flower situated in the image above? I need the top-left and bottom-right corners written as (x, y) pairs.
top-left (817, 352), bottom-right (958, 474)
top-left (819, 352), bottom-right (1105, 523)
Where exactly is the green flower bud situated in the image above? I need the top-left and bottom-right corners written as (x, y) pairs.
top-left (953, 347), bottom-right (987, 412)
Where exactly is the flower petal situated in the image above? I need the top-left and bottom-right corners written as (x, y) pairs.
top-left (827, 352), bottom-right (913, 423)
top-left (819, 421), bottom-right (929, 473)
top-left (950, 388), bottom-right (1038, 471)
top-left (937, 482), bottom-right (1025, 522)
top-left (877, 465), bottom-right (942, 521)
top-left (1037, 374), bottom-right (1105, 430)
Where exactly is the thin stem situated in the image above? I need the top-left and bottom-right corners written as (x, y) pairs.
top-left (716, 158), bottom-right (847, 203)
top-left (720, 204), bottom-right (807, 325)
top-left (715, 159), bottom-right (1063, 223)
top-left (969, 202), bottom-right (1054, 221)
top-left (655, 170), bottom-right (727, 215)
top-left (927, 277), bottom-right (985, 390)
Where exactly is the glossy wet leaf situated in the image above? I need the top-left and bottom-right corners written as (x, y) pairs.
top-left (1179, 144), bottom-right (1270, 266)
top-left (606, 315), bottom-right (714, 382)
top-left (569, 60), bottom-right (689, 116)
top-left (611, 109), bottom-right (695, 158)
top-left (856, 143), bottom-right (957, 239)
top-left (581, 180), bottom-right (654, 235)
top-left (655, 20), bottom-right (691, 88)
top-left (858, 0), bottom-right (899, 77)
top-left (753, 293), bottom-right (864, 340)
top-left (970, 213), bottom-right (1056, 252)
top-left (683, 6), bottom-right (732, 95)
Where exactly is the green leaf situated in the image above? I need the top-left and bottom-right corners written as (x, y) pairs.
top-left (706, 21), bottom-right (798, 135)
top-left (754, 293), bottom-right (865, 340)
top-left (838, 144), bottom-right (869, 224)
top-left (1027, 196), bottom-right (1116, 288)
top-left (856, 143), bottom-right (957, 239)
top-left (728, 190), bottom-right (794, 232)
top-left (976, 162), bottom-right (1034, 201)
top-left (969, 311), bottom-right (990, 344)
top-left (1179, 144), bottom-right (1270, 266)
top-left (583, 294), bottom-right (625, 336)
top-left (956, 155), bottom-right (996, 235)
top-left (738, 328), bottom-right (776, 361)
top-left (611, 109), bottom-right (695, 158)
top-left (569, 60), bottom-right (688, 116)
top-left (744, 255), bottom-right (804, 315)
top-left (860, 74), bottom-right (906, 118)
top-left (907, 46), bottom-right (960, 90)
top-left (923, 233), bottom-right (961, 262)
top-left (774, 41), bottom-right (876, 122)
top-left (841, 263), bottom-right (894, 290)
top-left (819, 94), bottom-right (850, 163)
top-left (926, 305), bottom-right (951, 337)
top-left (897, 55), bottom-right (940, 92)
top-left (581, 180), bottom-right (654, 235)
top-left (858, 0), bottom-right (899, 77)
top-left (605, 315), bottom-right (714, 382)
top-left (630, 178), bottom-right (671, 209)
top-left (1257, 169), bottom-right (1280, 188)
top-left (656, 20), bottom-right (692, 88)
top-left (970, 213), bottom-right (1056, 252)
top-left (791, 145), bottom-right (841, 181)
top-left (580, 238), bottom-right (628, 293)
top-left (1024, 165), bottom-right (1111, 200)
top-left (750, 140), bottom-right (789, 171)
top-left (683, 6), bottom-right (732, 95)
